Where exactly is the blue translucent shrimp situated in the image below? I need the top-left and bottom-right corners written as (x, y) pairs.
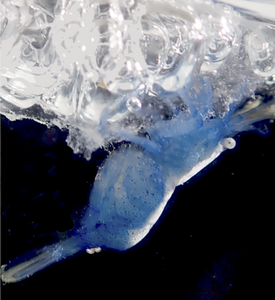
top-left (1, 0), bottom-right (275, 283)
top-left (2, 75), bottom-right (274, 283)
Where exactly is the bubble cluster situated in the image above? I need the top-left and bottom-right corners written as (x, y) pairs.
top-left (247, 26), bottom-right (275, 77)
top-left (0, 0), bottom-right (274, 157)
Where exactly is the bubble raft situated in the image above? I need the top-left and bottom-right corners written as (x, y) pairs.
top-left (1, 0), bottom-right (274, 157)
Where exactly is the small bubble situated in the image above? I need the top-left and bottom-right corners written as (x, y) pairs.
top-left (126, 0), bottom-right (135, 7)
top-left (126, 97), bottom-right (142, 113)
top-left (22, 44), bottom-right (34, 57)
top-left (247, 29), bottom-right (275, 77)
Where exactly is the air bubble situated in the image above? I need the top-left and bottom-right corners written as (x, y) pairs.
top-left (22, 44), bottom-right (34, 57)
top-left (222, 137), bottom-right (236, 150)
top-left (125, 0), bottom-right (135, 8)
top-left (140, 17), bottom-right (168, 73)
top-left (247, 27), bottom-right (275, 77)
top-left (202, 16), bottom-right (236, 71)
top-left (126, 97), bottom-right (142, 113)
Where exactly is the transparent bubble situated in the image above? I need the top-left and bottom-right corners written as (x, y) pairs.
top-left (247, 27), bottom-right (275, 77)
top-left (140, 15), bottom-right (168, 73)
top-left (125, 0), bottom-right (135, 8)
top-left (126, 97), bottom-right (142, 113)
top-left (22, 44), bottom-right (35, 58)
top-left (202, 15), bottom-right (236, 71)
top-left (157, 14), bottom-right (191, 75)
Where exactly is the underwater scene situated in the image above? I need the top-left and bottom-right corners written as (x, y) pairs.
top-left (1, 0), bottom-right (275, 299)
top-left (1, 115), bottom-right (275, 299)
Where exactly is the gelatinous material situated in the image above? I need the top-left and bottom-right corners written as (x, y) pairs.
top-left (1, 0), bottom-right (275, 282)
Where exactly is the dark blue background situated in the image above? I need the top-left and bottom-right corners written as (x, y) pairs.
top-left (1, 114), bottom-right (274, 299)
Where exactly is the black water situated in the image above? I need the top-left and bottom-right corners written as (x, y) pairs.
top-left (1, 115), bottom-right (274, 300)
